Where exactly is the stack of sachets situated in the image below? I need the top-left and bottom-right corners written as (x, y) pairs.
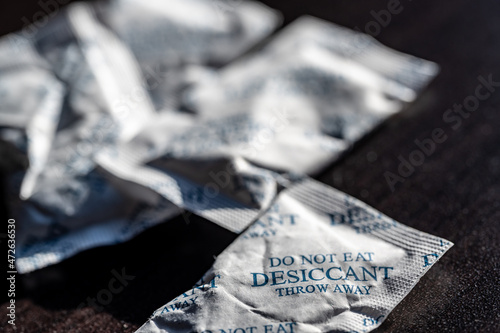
top-left (0, 1), bottom-right (451, 332)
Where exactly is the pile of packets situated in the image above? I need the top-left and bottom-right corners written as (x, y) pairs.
top-left (0, 0), bottom-right (453, 332)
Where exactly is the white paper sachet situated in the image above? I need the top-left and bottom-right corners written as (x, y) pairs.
top-left (94, 0), bottom-right (282, 111)
top-left (5, 3), bottom-right (181, 274)
top-left (137, 178), bottom-right (453, 333)
top-left (262, 16), bottom-right (439, 93)
top-left (182, 16), bottom-right (439, 174)
top-left (97, 16), bottom-right (439, 235)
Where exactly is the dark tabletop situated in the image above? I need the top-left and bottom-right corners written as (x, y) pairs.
top-left (1, 1), bottom-right (499, 332)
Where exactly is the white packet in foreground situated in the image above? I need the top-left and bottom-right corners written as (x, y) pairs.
top-left (137, 178), bottom-right (452, 333)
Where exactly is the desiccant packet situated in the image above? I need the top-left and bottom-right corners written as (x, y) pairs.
top-left (182, 16), bottom-right (439, 174)
top-left (137, 178), bottom-right (453, 333)
top-left (93, 0), bottom-right (282, 111)
top-left (3, 3), bottom-right (182, 274)
top-left (2, 0), bottom-right (281, 273)
top-left (262, 16), bottom-right (439, 92)
top-left (96, 15), bottom-right (439, 235)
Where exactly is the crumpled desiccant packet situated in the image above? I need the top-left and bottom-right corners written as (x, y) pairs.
top-left (182, 16), bottom-right (439, 174)
top-left (262, 16), bottom-right (439, 92)
top-left (2, 3), bottom-right (181, 274)
top-left (99, 18), bottom-right (438, 233)
top-left (1, 0), bottom-right (281, 274)
top-left (94, 0), bottom-right (282, 111)
top-left (95, 16), bottom-right (439, 233)
top-left (137, 178), bottom-right (453, 333)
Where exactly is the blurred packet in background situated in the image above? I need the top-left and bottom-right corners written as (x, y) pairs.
top-left (137, 178), bottom-right (453, 333)
top-left (95, 15), bottom-right (439, 230)
top-left (93, 0), bottom-right (282, 111)
top-left (1, 0), bottom-right (279, 273)
top-left (263, 16), bottom-right (438, 91)
top-left (1, 2), bottom-right (182, 273)
top-left (182, 16), bottom-right (439, 174)
top-left (0, 33), bottom-right (63, 192)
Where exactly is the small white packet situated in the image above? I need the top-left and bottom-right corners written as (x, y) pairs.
top-left (137, 178), bottom-right (453, 333)
top-left (3, 3), bottom-right (181, 274)
top-left (94, 0), bottom-right (282, 111)
top-left (182, 16), bottom-right (439, 174)
top-left (97, 16), bottom-right (439, 234)
top-left (262, 16), bottom-right (439, 92)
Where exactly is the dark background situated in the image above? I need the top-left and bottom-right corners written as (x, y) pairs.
top-left (1, 0), bottom-right (499, 332)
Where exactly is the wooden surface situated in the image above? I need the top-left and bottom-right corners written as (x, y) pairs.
top-left (1, 1), bottom-right (499, 332)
